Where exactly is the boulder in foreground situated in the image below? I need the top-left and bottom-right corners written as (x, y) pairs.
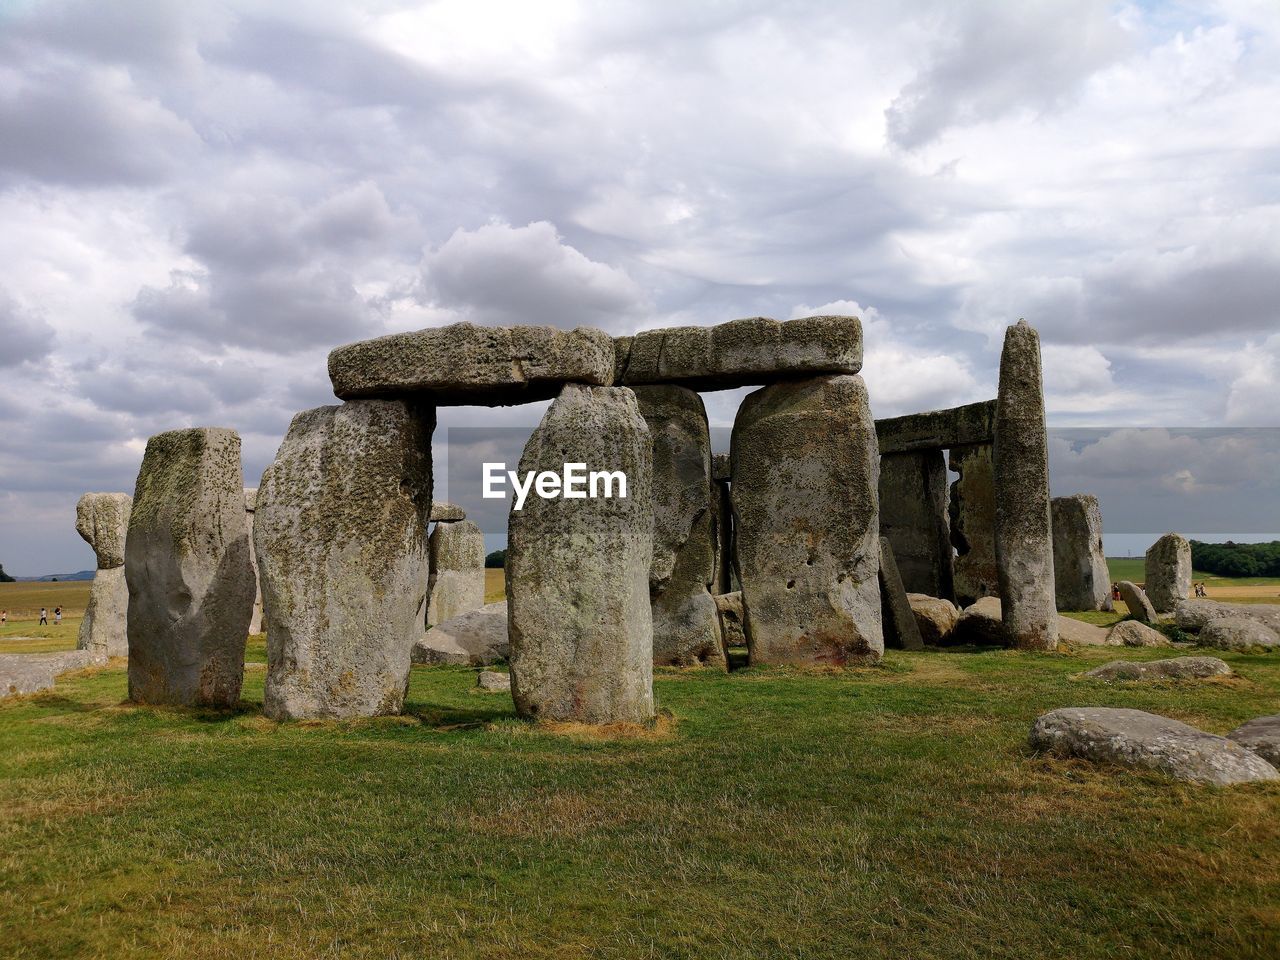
top-left (1106, 620), bottom-right (1169, 647)
top-left (1084, 657), bottom-right (1230, 682)
top-left (1227, 716), bottom-right (1280, 767)
top-left (1030, 707), bottom-right (1278, 786)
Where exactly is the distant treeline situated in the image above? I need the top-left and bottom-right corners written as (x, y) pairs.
top-left (1190, 540), bottom-right (1280, 577)
top-left (484, 549), bottom-right (506, 569)
top-left (0, 563), bottom-right (13, 583)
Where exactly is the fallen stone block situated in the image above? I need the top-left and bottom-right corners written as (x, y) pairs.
top-left (1106, 620), bottom-right (1170, 647)
top-left (1117, 581), bottom-right (1157, 624)
top-left (906, 593), bottom-right (959, 646)
top-left (1199, 617), bottom-right (1280, 652)
top-left (1084, 656), bottom-right (1231, 682)
top-left (476, 670), bottom-right (511, 693)
top-left (1030, 707), bottom-right (1279, 786)
top-left (1227, 716), bottom-right (1280, 767)
top-left (413, 601), bottom-right (509, 666)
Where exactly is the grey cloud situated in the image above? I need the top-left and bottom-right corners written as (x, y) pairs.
top-left (886, 0), bottom-right (1129, 149)
top-left (0, 292), bottom-right (55, 367)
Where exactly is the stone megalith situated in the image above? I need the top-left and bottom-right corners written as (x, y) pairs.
top-left (75, 492), bottom-right (132, 658)
top-left (949, 443), bottom-right (998, 606)
top-left (426, 519), bottom-right (486, 627)
top-left (1051, 494), bottom-right (1112, 612)
top-left (1116, 580), bottom-right (1156, 623)
top-left (506, 384), bottom-right (654, 723)
top-left (244, 488), bottom-right (264, 634)
top-left (878, 451), bottom-right (953, 600)
top-left (256, 401), bottom-right (434, 720)
top-left (731, 374), bottom-right (882, 665)
top-left (1145, 533), bottom-right (1192, 614)
top-left (878, 537), bottom-right (924, 651)
top-left (125, 428), bottom-right (256, 706)
top-left (635, 385), bottom-right (724, 668)
top-left (993, 320), bottom-right (1057, 650)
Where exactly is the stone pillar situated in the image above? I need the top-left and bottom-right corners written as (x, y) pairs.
top-left (1145, 533), bottom-right (1192, 614)
top-left (731, 374), bottom-right (882, 665)
top-left (710, 453), bottom-right (733, 595)
top-left (878, 450), bottom-right (953, 600)
top-left (949, 443), bottom-right (997, 607)
top-left (1051, 494), bottom-right (1112, 612)
top-left (878, 537), bottom-right (924, 651)
top-left (126, 428), bottom-right (256, 706)
top-left (75, 492), bottom-right (132, 659)
top-left (426, 519), bottom-right (486, 626)
top-left (993, 320), bottom-right (1057, 650)
top-left (244, 488), bottom-right (264, 634)
top-left (507, 384), bottom-right (654, 723)
top-left (256, 401), bottom-right (433, 719)
top-left (635, 385), bottom-right (723, 668)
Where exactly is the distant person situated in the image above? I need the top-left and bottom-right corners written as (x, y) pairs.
top-left (1, 609), bottom-right (6, 626)
top-left (1111, 583), bottom-right (1120, 602)
top-left (39, 607), bottom-right (48, 625)
top-left (54, 606), bottom-right (62, 625)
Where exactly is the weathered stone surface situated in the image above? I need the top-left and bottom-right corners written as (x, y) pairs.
top-left (875, 400), bottom-right (997, 455)
top-left (75, 492), bottom-right (133, 658)
top-left (879, 450), bottom-right (953, 599)
top-left (993, 321), bottom-right (1057, 650)
top-left (1030, 707), bottom-right (1278, 785)
top-left (907, 593), bottom-right (959, 646)
top-left (621, 316), bottom-right (862, 391)
top-left (427, 519), bottom-right (486, 627)
top-left (1176, 599), bottom-right (1280, 633)
top-left (476, 670), bottom-right (511, 692)
top-left (949, 443), bottom-right (998, 606)
top-left (731, 374), bottom-right (882, 665)
top-left (507, 384), bottom-right (654, 723)
top-left (952, 597), bottom-right (1006, 646)
top-left (711, 452), bottom-right (731, 482)
top-left (0, 651), bottom-right (98, 699)
top-left (126, 428), bottom-right (255, 707)
top-left (1145, 533), bottom-right (1192, 614)
top-left (78, 566), bottom-right (129, 658)
top-left (714, 592), bottom-right (746, 647)
top-left (244, 487), bottom-right (263, 635)
top-left (256, 402), bottom-right (434, 719)
top-left (1056, 615), bottom-right (1110, 646)
top-left (1117, 581), bottom-right (1157, 624)
top-left (1085, 656), bottom-right (1231, 682)
top-left (1227, 716), bottom-right (1280, 767)
top-left (879, 538), bottom-right (924, 651)
top-left (429, 501), bottom-right (466, 523)
top-left (1199, 617), bottom-right (1280, 651)
top-left (1107, 620), bottom-right (1170, 647)
top-left (1051, 494), bottom-right (1112, 612)
top-left (710, 476), bottom-right (733, 594)
top-left (329, 322), bottom-right (615, 405)
top-left (413, 601), bottom-right (509, 666)
top-left (636, 385), bottom-right (723, 668)
top-left (76, 492), bottom-right (131, 568)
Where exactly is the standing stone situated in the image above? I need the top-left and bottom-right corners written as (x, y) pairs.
top-left (879, 450), bottom-right (953, 599)
top-left (1145, 533), bottom-right (1192, 614)
top-left (949, 443), bottom-right (998, 606)
top-left (1051, 494), bottom-right (1112, 612)
top-left (635, 385), bottom-right (723, 668)
top-left (878, 538), bottom-right (924, 651)
top-left (126, 428), bottom-right (255, 706)
top-left (710, 453), bottom-right (733, 595)
top-left (731, 375), bottom-right (882, 665)
top-left (1117, 580), bottom-right (1157, 624)
top-left (75, 492), bottom-right (132, 659)
top-left (507, 384), bottom-right (654, 723)
top-left (244, 488), bottom-right (264, 634)
top-left (993, 321), bottom-right (1057, 650)
top-left (256, 401), bottom-right (433, 720)
top-left (426, 519), bottom-right (486, 627)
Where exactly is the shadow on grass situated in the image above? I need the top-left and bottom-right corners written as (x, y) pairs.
top-left (401, 699), bottom-right (515, 730)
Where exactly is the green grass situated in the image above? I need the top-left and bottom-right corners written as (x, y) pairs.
top-left (1106, 558), bottom-right (1280, 588)
top-left (2, 648), bottom-right (1279, 958)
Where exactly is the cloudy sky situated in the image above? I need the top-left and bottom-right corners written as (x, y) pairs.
top-left (1, 0), bottom-right (1278, 575)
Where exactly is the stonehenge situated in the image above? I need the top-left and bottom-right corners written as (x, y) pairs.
top-left (1117, 581), bottom-right (1157, 623)
top-left (255, 401), bottom-right (434, 720)
top-left (636, 385), bottom-right (724, 668)
top-left (731, 374), bottom-right (882, 665)
top-left (111, 311), bottom-right (1076, 724)
top-left (506, 384), bottom-right (655, 722)
top-left (75, 492), bottom-right (132, 658)
top-left (125, 428), bottom-right (256, 707)
top-left (426, 519), bottom-right (486, 627)
top-left (993, 321), bottom-right (1057, 650)
top-left (1145, 533), bottom-right (1192, 614)
top-left (1051, 494), bottom-right (1112, 612)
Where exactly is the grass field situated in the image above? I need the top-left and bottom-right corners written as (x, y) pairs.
top-left (2, 646), bottom-right (1278, 958)
top-left (1106, 558), bottom-right (1280, 595)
